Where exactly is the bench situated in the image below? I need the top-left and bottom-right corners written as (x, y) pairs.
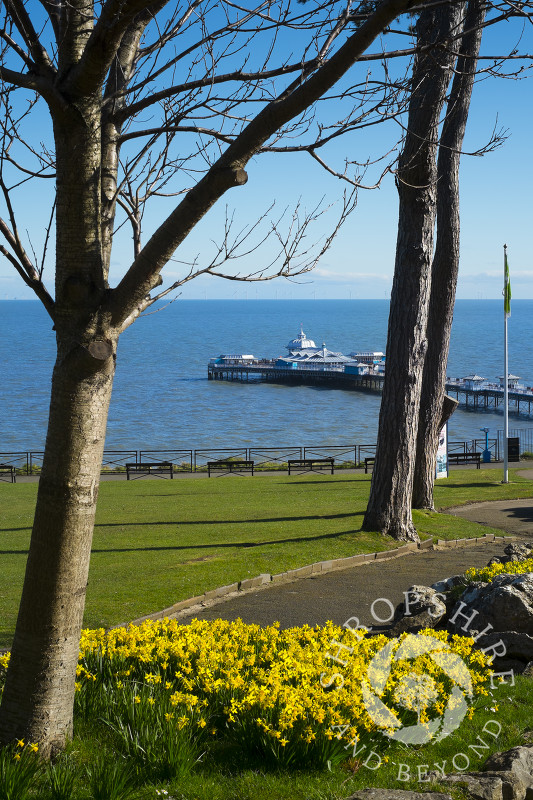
top-left (126, 462), bottom-right (174, 480)
top-left (287, 458), bottom-right (334, 475)
top-left (207, 460), bottom-right (254, 477)
top-left (364, 457), bottom-right (375, 473)
top-left (448, 452), bottom-right (481, 469)
top-left (0, 464), bottom-right (16, 483)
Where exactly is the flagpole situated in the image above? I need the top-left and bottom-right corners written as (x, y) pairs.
top-left (503, 243), bottom-right (509, 484)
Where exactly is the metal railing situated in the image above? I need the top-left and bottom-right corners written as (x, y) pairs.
top-left (139, 450), bottom-right (193, 472)
top-left (4, 430), bottom-right (533, 474)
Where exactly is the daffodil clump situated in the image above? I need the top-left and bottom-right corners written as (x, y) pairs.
top-left (464, 557), bottom-right (533, 584)
top-left (68, 618), bottom-right (492, 769)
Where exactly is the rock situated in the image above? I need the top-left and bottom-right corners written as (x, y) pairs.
top-left (483, 746), bottom-right (533, 786)
top-left (523, 662), bottom-right (533, 678)
top-left (479, 746), bottom-right (533, 800)
top-left (391, 585), bottom-right (447, 634)
top-left (345, 792), bottom-right (452, 800)
top-left (475, 631), bottom-right (533, 667)
top-left (449, 573), bottom-right (533, 635)
top-left (503, 543), bottom-right (533, 563)
top-left (488, 557), bottom-right (503, 566)
top-left (431, 575), bottom-right (467, 593)
top-left (439, 772), bottom-right (505, 800)
top-left (521, 729), bottom-right (533, 744)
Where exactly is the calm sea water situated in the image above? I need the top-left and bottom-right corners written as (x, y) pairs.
top-left (1, 299), bottom-right (532, 451)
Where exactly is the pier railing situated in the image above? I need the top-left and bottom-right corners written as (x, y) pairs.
top-left (4, 430), bottom-right (533, 474)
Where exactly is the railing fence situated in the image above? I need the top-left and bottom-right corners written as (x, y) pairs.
top-left (4, 429), bottom-right (533, 474)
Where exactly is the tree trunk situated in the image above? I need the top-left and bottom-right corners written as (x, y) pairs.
top-left (412, 0), bottom-right (485, 510)
top-left (0, 342), bottom-right (115, 755)
top-left (0, 90), bottom-right (116, 755)
top-left (363, 1), bottom-right (461, 540)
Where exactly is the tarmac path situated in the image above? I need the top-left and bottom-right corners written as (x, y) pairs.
top-left (177, 541), bottom-right (518, 630)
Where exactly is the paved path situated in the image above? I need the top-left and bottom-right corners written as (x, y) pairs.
top-left (178, 541), bottom-right (514, 630)
top-left (447, 499), bottom-right (533, 539)
top-left (447, 469), bottom-right (533, 539)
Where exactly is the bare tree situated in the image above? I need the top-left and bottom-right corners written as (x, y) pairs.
top-left (0, 0), bottom-right (439, 755)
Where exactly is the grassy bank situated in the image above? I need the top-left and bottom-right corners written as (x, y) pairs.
top-left (0, 469), bottom-right (532, 647)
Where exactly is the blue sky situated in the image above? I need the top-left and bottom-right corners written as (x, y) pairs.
top-left (1, 7), bottom-right (531, 302)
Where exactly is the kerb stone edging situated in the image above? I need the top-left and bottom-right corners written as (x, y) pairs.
top-left (125, 533), bottom-right (514, 628)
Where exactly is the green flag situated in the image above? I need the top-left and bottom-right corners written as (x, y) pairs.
top-left (504, 251), bottom-right (511, 317)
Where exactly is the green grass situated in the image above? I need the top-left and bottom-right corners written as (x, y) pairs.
top-left (53, 674), bottom-right (533, 799)
top-left (0, 469), bottom-right (532, 647)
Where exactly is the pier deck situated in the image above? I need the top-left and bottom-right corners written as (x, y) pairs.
top-left (207, 362), bottom-right (383, 392)
top-left (207, 363), bottom-right (533, 415)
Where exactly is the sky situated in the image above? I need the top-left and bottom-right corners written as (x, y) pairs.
top-left (1, 5), bottom-right (532, 302)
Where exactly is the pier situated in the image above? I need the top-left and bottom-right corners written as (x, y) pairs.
top-left (207, 363), bottom-right (533, 416)
top-left (207, 361), bottom-right (384, 392)
top-left (208, 327), bottom-right (533, 417)
top-left (445, 381), bottom-right (533, 416)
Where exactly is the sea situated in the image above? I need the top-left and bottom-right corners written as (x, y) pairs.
top-left (1, 299), bottom-right (532, 452)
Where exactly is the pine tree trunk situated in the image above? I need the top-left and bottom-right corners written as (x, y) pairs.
top-left (363, 2), bottom-right (461, 540)
top-left (412, 0), bottom-right (485, 509)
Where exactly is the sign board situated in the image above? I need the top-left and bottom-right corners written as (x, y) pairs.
top-left (436, 423), bottom-right (448, 479)
top-left (508, 437), bottom-right (520, 462)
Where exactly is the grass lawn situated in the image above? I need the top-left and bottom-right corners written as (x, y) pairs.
top-left (0, 469), bottom-right (532, 647)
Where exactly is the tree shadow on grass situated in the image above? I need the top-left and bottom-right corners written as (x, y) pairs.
top-left (87, 524), bottom-right (367, 553)
top-left (91, 511), bottom-right (361, 528)
top-left (439, 483), bottom-right (503, 489)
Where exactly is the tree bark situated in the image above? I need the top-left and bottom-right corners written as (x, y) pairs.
top-left (363, 1), bottom-right (461, 540)
top-left (0, 86), bottom-right (117, 754)
top-left (412, 0), bottom-right (485, 510)
top-left (0, 342), bottom-right (115, 755)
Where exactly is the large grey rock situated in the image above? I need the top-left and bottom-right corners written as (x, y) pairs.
top-left (391, 585), bottom-right (447, 634)
top-left (449, 574), bottom-right (533, 635)
top-left (483, 747), bottom-right (533, 794)
top-left (475, 631), bottom-right (533, 666)
top-left (431, 575), bottom-right (467, 594)
top-left (346, 792), bottom-right (452, 800)
top-left (439, 773), bottom-right (505, 800)
top-left (504, 543), bottom-right (533, 563)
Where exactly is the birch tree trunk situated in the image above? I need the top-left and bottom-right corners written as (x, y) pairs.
top-left (412, 0), bottom-right (486, 509)
top-left (362, 1), bottom-right (461, 540)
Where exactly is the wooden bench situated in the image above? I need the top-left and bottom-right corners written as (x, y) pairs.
top-left (287, 458), bottom-right (334, 475)
top-left (448, 452), bottom-right (481, 469)
top-left (126, 462), bottom-right (174, 480)
top-left (0, 464), bottom-right (16, 483)
top-left (364, 457), bottom-right (375, 473)
top-left (207, 460), bottom-right (254, 477)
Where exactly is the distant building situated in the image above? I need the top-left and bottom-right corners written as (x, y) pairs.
top-left (209, 354), bottom-right (257, 365)
top-left (349, 351), bottom-right (385, 365)
top-left (286, 326), bottom-right (319, 353)
top-left (277, 342), bottom-right (353, 371)
top-left (462, 375), bottom-right (486, 390)
top-left (497, 374), bottom-right (522, 390)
